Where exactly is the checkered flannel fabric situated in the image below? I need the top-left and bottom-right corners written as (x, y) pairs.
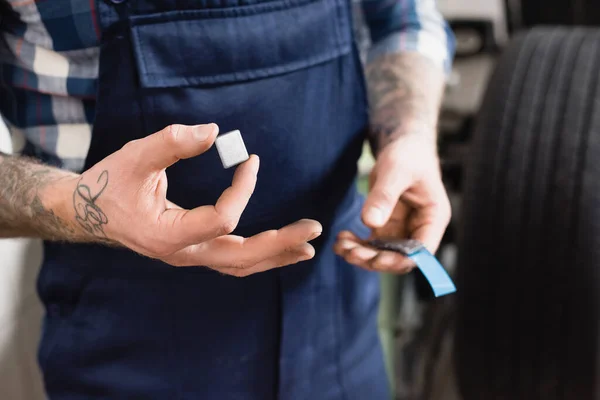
top-left (0, 0), bottom-right (99, 172)
top-left (0, 0), bottom-right (453, 173)
top-left (360, 0), bottom-right (455, 72)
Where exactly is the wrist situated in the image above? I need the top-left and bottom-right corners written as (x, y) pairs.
top-left (37, 172), bottom-right (86, 241)
top-left (41, 174), bottom-right (116, 245)
top-left (40, 174), bottom-right (77, 220)
top-left (375, 131), bottom-right (442, 178)
top-left (372, 124), bottom-right (438, 156)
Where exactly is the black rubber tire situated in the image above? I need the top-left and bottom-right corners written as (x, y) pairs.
top-left (519, 0), bottom-right (600, 27)
top-left (455, 27), bottom-right (600, 400)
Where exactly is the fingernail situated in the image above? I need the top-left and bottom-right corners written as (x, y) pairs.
top-left (194, 124), bottom-right (218, 141)
top-left (352, 247), bottom-right (378, 261)
top-left (298, 245), bottom-right (315, 261)
top-left (365, 207), bottom-right (385, 226)
top-left (298, 255), bottom-right (312, 263)
top-left (339, 240), bottom-right (355, 251)
top-left (252, 155), bottom-right (260, 175)
top-left (308, 231), bottom-right (322, 241)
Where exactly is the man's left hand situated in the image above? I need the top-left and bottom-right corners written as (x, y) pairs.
top-left (334, 133), bottom-right (451, 273)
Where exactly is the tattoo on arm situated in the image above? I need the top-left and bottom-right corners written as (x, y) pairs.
top-left (28, 168), bottom-right (78, 239)
top-left (0, 154), bottom-right (74, 240)
top-left (365, 53), bottom-right (445, 152)
top-left (73, 170), bottom-right (109, 238)
top-left (0, 152), bottom-right (113, 244)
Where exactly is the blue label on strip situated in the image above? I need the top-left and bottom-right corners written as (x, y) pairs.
top-left (409, 250), bottom-right (456, 297)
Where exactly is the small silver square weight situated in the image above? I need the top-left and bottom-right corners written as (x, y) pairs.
top-left (215, 129), bottom-right (250, 169)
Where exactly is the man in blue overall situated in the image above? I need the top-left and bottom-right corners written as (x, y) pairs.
top-left (0, 0), bottom-right (454, 398)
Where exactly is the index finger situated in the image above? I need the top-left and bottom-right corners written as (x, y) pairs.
top-left (132, 124), bottom-right (219, 172)
top-left (159, 155), bottom-right (260, 247)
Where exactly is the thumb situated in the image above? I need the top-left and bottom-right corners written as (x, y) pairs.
top-left (362, 161), bottom-right (413, 228)
top-left (132, 123), bottom-right (219, 172)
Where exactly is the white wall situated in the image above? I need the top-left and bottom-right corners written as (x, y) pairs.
top-left (0, 121), bottom-right (46, 399)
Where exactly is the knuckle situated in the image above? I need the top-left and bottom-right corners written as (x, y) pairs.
top-left (120, 140), bottom-right (144, 165)
top-left (144, 239), bottom-right (176, 259)
top-left (162, 124), bottom-right (181, 145)
top-left (375, 188), bottom-right (397, 206)
top-left (121, 139), bottom-right (141, 153)
top-left (217, 217), bottom-right (238, 236)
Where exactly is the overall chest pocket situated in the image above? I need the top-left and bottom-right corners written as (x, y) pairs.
top-left (129, 0), bottom-right (352, 88)
top-left (124, 0), bottom-right (366, 230)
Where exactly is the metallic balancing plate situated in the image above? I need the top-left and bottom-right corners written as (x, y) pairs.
top-left (215, 129), bottom-right (250, 169)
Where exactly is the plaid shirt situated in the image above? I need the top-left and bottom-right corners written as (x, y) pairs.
top-left (0, 0), bottom-right (454, 173)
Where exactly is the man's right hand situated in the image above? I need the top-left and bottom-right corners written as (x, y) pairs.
top-left (1, 124), bottom-right (322, 277)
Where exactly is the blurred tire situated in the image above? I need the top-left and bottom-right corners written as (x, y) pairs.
top-left (455, 27), bottom-right (600, 400)
top-left (520, 0), bottom-right (600, 27)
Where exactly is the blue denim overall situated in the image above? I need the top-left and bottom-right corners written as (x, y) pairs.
top-left (37, 0), bottom-right (388, 398)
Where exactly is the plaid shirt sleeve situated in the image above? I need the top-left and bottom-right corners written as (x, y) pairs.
top-left (360, 0), bottom-right (456, 73)
top-left (0, 0), bottom-right (100, 173)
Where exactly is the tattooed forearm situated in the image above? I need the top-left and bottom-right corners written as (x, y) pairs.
top-left (73, 170), bottom-right (109, 238)
top-left (0, 153), bottom-right (74, 239)
top-left (365, 52), bottom-right (445, 152)
top-left (0, 152), bottom-right (113, 244)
